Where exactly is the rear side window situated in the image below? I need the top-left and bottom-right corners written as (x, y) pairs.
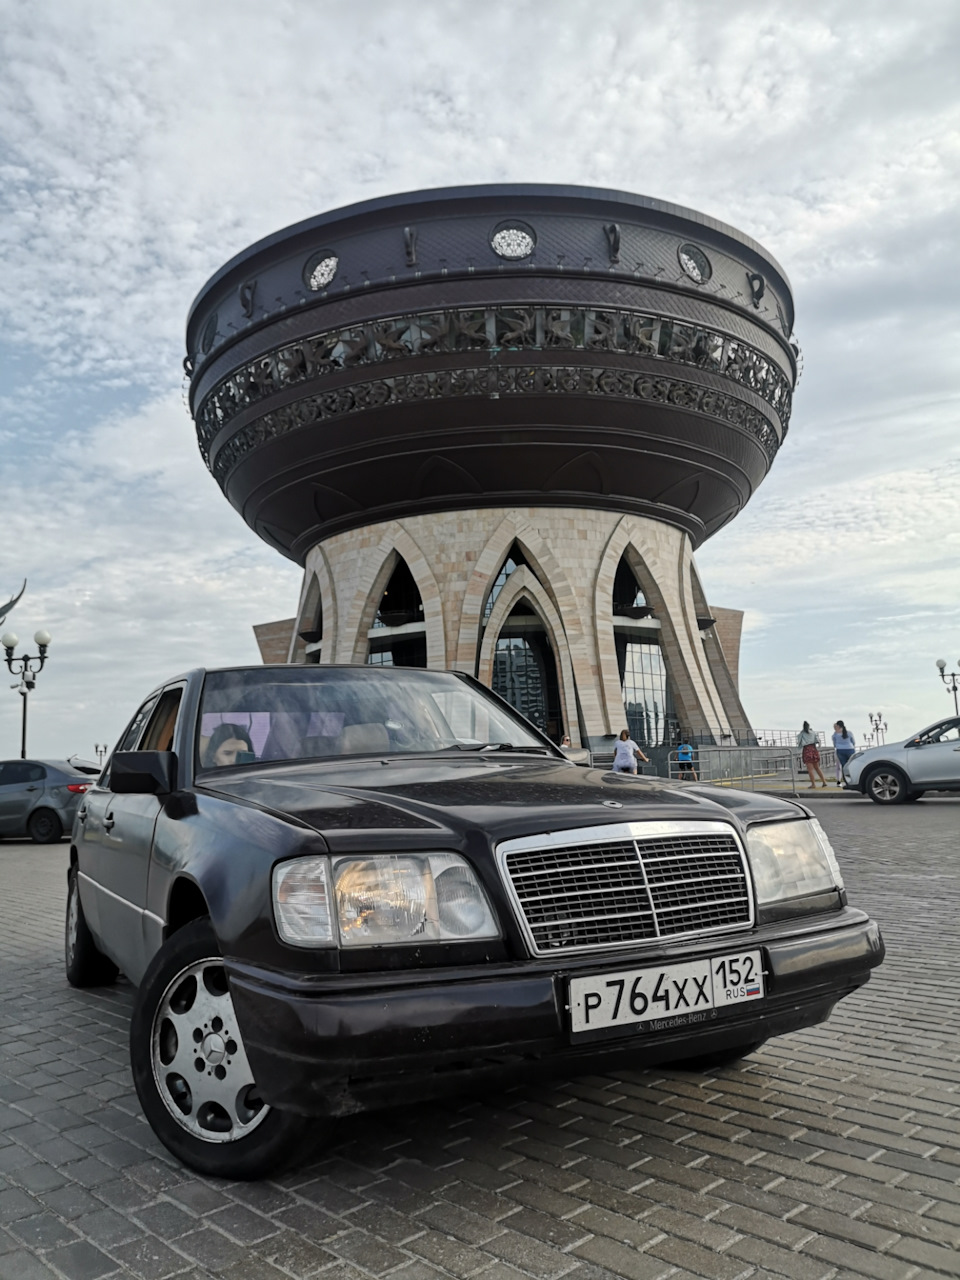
top-left (141, 688), bottom-right (183, 752)
top-left (117, 695), bottom-right (161, 752)
top-left (0, 762), bottom-right (46, 784)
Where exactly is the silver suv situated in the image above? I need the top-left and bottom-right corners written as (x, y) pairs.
top-left (843, 716), bottom-right (960, 803)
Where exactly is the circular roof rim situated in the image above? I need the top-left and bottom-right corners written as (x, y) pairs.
top-left (186, 182), bottom-right (793, 329)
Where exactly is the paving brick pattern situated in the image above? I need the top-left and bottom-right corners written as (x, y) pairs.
top-left (1, 799), bottom-right (958, 1280)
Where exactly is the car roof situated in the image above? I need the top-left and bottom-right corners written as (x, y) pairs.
top-left (0, 759), bottom-right (91, 775)
top-left (153, 665), bottom-right (473, 686)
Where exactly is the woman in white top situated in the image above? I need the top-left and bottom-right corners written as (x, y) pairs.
top-left (612, 729), bottom-right (649, 774)
top-left (831, 721), bottom-right (856, 785)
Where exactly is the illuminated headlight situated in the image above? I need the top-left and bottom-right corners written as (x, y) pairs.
top-left (334, 853), bottom-right (499, 946)
top-left (273, 856), bottom-right (334, 945)
top-left (746, 819), bottom-right (844, 906)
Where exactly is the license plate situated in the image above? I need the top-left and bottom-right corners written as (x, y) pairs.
top-left (569, 950), bottom-right (764, 1034)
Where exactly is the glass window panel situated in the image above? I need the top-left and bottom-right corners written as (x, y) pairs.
top-left (616, 637), bottom-right (678, 747)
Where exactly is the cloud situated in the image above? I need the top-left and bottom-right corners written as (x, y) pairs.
top-left (0, 0), bottom-right (958, 753)
top-left (0, 391), bottom-right (301, 757)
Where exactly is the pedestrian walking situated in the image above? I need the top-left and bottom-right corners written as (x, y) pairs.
top-left (832, 720), bottom-right (856, 785)
top-left (612, 729), bottom-right (649, 774)
top-left (797, 721), bottom-right (828, 788)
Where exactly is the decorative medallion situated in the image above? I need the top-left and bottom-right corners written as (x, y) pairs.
top-left (304, 252), bottom-right (339, 292)
top-left (200, 313), bottom-right (218, 354)
top-left (677, 243), bottom-right (712, 284)
top-left (490, 222), bottom-right (536, 260)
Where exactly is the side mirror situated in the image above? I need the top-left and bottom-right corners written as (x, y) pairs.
top-left (111, 751), bottom-right (177, 795)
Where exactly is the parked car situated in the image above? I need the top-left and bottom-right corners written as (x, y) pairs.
top-left (66, 665), bottom-right (883, 1178)
top-left (0, 759), bottom-right (92, 842)
top-left (843, 715), bottom-right (960, 803)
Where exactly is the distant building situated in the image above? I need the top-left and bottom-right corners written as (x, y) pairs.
top-left (185, 185), bottom-right (797, 752)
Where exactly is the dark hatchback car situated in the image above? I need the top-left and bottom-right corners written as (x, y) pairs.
top-left (0, 758), bottom-right (92, 842)
top-left (66, 665), bottom-right (883, 1178)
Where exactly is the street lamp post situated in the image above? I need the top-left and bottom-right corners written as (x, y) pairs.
top-left (94, 743), bottom-right (107, 765)
top-left (868, 712), bottom-right (887, 746)
top-left (1, 629), bottom-right (52, 759)
top-left (935, 660), bottom-right (960, 716)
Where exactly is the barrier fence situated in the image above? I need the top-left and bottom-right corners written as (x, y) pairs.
top-left (589, 744), bottom-right (841, 794)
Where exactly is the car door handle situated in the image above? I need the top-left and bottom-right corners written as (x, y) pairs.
top-left (103, 814), bottom-right (115, 831)
top-left (25, 785), bottom-right (38, 792)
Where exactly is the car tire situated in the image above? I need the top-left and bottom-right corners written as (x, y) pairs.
top-left (675, 1040), bottom-right (766, 1071)
top-left (129, 918), bottom-right (327, 1179)
top-left (28, 808), bottom-right (63, 843)
top-left (904, 790), bottom-right (925, 802)
top-left (65, 864), bottom-right (119, 987)
top-left (864, 766), bottom-right (910, 804)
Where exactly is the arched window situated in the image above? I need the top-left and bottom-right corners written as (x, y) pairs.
top-left (367, 557), bottom-right (426, 667)
top-left (612, 557), bottom-right (647, 614)
top-left (298, 576), bottom-right (323, 664)
top-left (483, 541), bottom-right (530, 624)
top-left (491, 601), bottom-right (561, 738)
top-left (612, 554), bottom-right (677, 747)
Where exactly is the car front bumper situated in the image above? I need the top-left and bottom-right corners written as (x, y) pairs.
top-left (226, 907), bottom-right (883, 1117)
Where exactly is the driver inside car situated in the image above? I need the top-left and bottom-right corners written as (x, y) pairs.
top-left (202, 723), bottom-right (255, 768)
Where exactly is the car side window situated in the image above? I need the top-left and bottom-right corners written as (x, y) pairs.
top-left (140, 688), bottom-right (184, 753)
top-left (921, 721), bottom-right (960, 744)
top-left (1, 762), bottom-right (45, 785)
top-left (117, 695), bottom-right (162, 753)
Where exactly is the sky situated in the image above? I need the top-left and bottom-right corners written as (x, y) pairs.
top-left (1, 0), bottom-right (958, 761)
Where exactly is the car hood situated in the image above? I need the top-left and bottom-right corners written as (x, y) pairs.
top-left (849, 738), bottom-right (909, 762)
top-left (203, 755), bottom-right (806, 849)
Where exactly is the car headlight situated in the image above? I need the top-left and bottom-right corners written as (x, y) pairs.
top-left (746, 818), bottom-right (844, 906)
top-left (334, 853), bottom-right (499, 946)
top-left (272, 852), bottom-right (499, 946)
top-left (273, 856), bottom-right (335, 945)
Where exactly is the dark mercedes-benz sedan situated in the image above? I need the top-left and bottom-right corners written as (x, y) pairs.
top-left (66, 665), bottom-right (883, 1178)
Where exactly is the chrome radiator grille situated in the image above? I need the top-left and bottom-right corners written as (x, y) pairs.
top-left (498, 823), bottom-right (753, 955)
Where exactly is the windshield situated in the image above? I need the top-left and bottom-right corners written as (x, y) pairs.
top-left (196, 667), bottom-right (550, 770)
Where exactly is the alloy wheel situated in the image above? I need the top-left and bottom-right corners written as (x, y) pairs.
top-left (150, 957), bottom-right (270, 1144)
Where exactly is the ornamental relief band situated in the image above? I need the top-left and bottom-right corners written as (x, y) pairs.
top-left (195, 306), bottom-right (793, 454)
top-left (209, 365), bottom-right (781, 484)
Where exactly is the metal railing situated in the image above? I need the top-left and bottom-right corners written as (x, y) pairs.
top-left (665, 745), bottom-right (838, 794)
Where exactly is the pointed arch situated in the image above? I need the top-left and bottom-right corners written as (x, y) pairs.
top-left (594, 516), bottom-right (732, 742)
top-left (675, 536), bottom-right (733, 736)
top-left (688, 561), bottom-right (754, 742)
top-left (338, 522), bottom-right (445, 667)
top-left (454, 512), bottom-right (606, 736)
top-left (299, 545), bottom-right (337, 663)
top-left (482, 540), bottom-right (534, 625)
top-left (291, 571), bottom-right (322, 662)
top-left (456, 515), bottom-right (570, 666)
top-left (477, 566), bottom-right (579, 746)
top-left (612, 556), bottom-right (648, 614)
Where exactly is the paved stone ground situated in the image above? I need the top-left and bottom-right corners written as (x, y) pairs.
top-left (1, 799), bottom-right (959, 1280)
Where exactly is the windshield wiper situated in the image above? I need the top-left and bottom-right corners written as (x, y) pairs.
top-left (442, 742), bottom-right (553, 755)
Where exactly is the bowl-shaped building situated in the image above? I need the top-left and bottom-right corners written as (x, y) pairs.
top-left (185, 185), bottom-right (797, 754)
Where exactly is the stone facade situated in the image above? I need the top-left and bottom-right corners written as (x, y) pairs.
top-left (275, 506), bottom-right (749, 752)
top-left (253, 618), bottom-right (296, 665)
